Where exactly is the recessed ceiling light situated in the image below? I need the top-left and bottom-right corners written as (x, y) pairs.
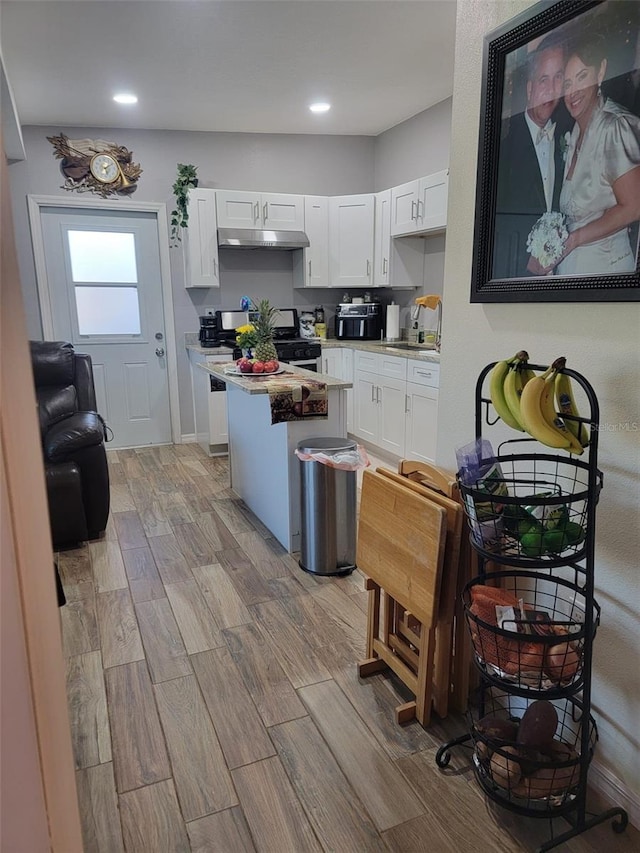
top-left (113, 93), bottom-right (138, 105)
top-left (309, 102), bottom-right (331, 113)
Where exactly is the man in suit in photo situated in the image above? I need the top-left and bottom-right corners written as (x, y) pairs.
top-left (493, 35), bottom-right (567, 279)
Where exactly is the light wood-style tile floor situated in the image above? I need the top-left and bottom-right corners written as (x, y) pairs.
top-left (58, 444), bottom-right (638, 852)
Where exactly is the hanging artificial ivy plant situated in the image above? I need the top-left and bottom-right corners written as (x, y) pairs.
top-left (170, 163), bottom-right (198, 246)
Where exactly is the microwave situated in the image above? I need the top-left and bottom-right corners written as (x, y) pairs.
top-left (335, 303), bottom-right (383, 340)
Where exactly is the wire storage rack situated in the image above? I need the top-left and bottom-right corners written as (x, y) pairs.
top-left (435, 361), bottom-right (628, 852)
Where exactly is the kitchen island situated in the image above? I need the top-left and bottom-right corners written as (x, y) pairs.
top-left (200, 362), bottom-right (352, 553)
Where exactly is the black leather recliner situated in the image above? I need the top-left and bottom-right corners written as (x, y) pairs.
top-left (30, 341), bottom-right (110, 548)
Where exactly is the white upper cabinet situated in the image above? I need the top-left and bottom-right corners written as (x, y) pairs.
top-left (303, 196), bottom-right (330, 288)
top-left (416, 170), bottom-right (449, 234)
top-left (182, 188), bottom-right (220, 288)
top-left (390, 180), bottom-right (420, 237)
top-left (329, 194), bottom-right (375, 288)
top-left (373, 189), bottom-right (391, 287)
top-left (216, 190), bottom-right (305, 231)
top-left (390, 170), bottom-right (449, 236)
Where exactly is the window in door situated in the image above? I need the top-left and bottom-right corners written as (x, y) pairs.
top-left (67, 229), bottom-right (142, 337)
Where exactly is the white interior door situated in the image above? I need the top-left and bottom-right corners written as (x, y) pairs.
top-left (39, 207), bottom-right (171, 448)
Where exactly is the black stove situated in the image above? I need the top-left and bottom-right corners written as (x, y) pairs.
top-left (232, 338), bottom-right (321, 362)
top-left (215, 307), bottom-right (321, 366)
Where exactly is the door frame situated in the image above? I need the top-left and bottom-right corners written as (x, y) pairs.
top-left (27, 195), bottom-right (181, 445)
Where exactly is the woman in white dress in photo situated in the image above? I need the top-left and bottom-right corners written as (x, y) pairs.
top-left (556, 32), bottom-right (640, 276)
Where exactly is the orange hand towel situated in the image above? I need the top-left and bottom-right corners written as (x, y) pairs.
top-left (414, 294), bottom-right (441, 311)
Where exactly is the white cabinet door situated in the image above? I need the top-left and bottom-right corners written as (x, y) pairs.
top-left (329, 195), bottom-right (374, 287)
top-left (321, 347), bottom-right (342, 378)
top-left (354, 370), bottom-right (379, 442)
top-left (303, 196), bottom-right (330, 287)
top-left (342, 348), bottom-right (354, 433)
top-left (373, 189), bottom-right (391, 287)
top-left (390, 179), bottom-right (420, 236)
top-left (216, 190), bottom-right (260, 228)
top-left (378, 375), bottom-right (406, 456)
top-left (184, 188), bottom-right (220, 288)
top-left (216, 190), bottom-right (304, 231)
top-left (262, 193), bottom-right (305, 231)
top-left (416, 170), bottom-right (448, 233)
top-left (405, 381), bottom-right (438, 463)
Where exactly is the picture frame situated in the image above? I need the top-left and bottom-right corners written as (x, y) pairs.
top-left (471, 0), bottom-right (640, 302)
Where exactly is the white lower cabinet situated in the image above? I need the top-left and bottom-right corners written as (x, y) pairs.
top-left (188, 349), bottom-right (229, 455)
top-left (378, 375), bottom-right (407, 455)
top-left (404, 381), bottom-right (438, 463)
top-left (342, 348), bottom-right (354, 433)
top-left (321, 348), bottom-right (342, 379)
top-left (321, 346), bottom-right (355, 433)
top-left (352, 351), bottom-right (439, 460)
top-left (354, 351), bottom-right (407, 451)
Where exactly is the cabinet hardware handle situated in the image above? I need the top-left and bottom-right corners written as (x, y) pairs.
top-left (411, 200), bottom-right (416, 221)
top-left (383, 257), bottom-right (388, 275)
top-left (417, 199), bottom-right (423, 219)
top-left (308, 259), bottom-right (312, 278)
top-left (416, 370), bottom-right (432, 378)
top-left (254, 201), bottom-right (259, 221)
top-left (263, 202), bottom-right (268, 222)
top-left (371, 385), bottom-right (376, 403)
top-left (405, 394), bottom-right (411, 413)
top-left (366, 259), bottom-right (371, 277)
top-left (213, 258), bottom-right (217, 277)
top-left (376, 386), bottom-right (381, 404)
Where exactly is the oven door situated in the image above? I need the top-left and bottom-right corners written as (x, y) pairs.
top-left (281, 357), bottom-right (321, 373)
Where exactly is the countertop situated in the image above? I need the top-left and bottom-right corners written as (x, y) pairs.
top-left (199, 361), bottom-right (353, 394)
top-left (321, 339), bottom-right (440, 364)
top-left (185, 337), bottom-right (440, 364)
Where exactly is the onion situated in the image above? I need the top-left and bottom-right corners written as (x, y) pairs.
top-left (544, 643), bottom-right (579, 683)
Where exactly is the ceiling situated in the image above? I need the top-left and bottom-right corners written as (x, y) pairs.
top-left (0, 0), bottom-right (457, 137)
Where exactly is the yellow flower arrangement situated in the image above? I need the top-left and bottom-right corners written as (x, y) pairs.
top-left (235, 323), bottom-right (258, 350)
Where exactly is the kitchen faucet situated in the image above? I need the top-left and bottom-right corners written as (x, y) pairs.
top-left (412, 294), bottom-right (442, 351)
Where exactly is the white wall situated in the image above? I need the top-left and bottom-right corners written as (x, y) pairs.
top-left (374, 97), bottom-right (452, 190)
top-left (439, 0), bottom-right (640, 819)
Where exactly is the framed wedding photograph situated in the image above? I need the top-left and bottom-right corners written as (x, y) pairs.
top-left (471, 0), bottom-right (640, 302)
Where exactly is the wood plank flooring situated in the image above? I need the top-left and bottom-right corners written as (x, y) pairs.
top-left (59, 444), bottom-right (638, 852)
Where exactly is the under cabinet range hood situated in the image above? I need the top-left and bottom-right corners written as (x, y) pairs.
top-left (217, 228), bottom-right (310, 250)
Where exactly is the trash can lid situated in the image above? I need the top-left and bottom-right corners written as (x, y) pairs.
top-left (297, 436), bottom-right (357, 454)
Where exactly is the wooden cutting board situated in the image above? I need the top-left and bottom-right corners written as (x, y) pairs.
top-left (357, 469), bottom-right (447, 629)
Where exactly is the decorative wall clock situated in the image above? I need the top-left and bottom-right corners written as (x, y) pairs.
top-left (47, 133), bottom-right (142, 197)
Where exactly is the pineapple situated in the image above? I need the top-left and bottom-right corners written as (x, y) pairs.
top-left (252, 299), bottom-right (279, 362)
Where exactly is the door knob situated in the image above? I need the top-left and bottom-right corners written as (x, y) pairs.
top-left (155, 332), bottom-right (164, 340)
top-left (155, 347), bottom-right (165, 357)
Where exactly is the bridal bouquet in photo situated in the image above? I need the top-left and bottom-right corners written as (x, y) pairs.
top-left (526, 212), bottom-right (568, 269)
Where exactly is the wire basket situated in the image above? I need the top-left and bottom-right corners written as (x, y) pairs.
top-left (458, 453), bottom-right (602, 566)
top-left (464, 571), bottom-right (599, 695)
top-left (470, 690), bottom-right (596, 817)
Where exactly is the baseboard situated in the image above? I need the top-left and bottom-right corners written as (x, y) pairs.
top-left (589, 759), bottom-right (639, 830)
top-left (180, 434), bottom-right (197, 444)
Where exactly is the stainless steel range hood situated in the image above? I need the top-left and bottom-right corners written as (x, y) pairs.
top-left (217, 228), bottom-right (310, 249)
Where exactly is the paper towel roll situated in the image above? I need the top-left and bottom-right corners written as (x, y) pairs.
top-left (386, 303), bottom-right (400, 340)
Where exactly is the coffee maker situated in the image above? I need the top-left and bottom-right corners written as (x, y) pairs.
top-left (199, 313), bottom-right (221, 348)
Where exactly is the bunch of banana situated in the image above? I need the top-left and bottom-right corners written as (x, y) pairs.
top-left (519, 359), bottom-right (583, 454)
top-left (554, 358), bottom-right (589, 448)
top-left (503, 351), bottom-right (536, 430)
top-left (489, 351), bottom-right (531, 432)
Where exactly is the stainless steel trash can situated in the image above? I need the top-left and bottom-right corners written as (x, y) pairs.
top-left (297, 437), bottom-right (357, 576)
